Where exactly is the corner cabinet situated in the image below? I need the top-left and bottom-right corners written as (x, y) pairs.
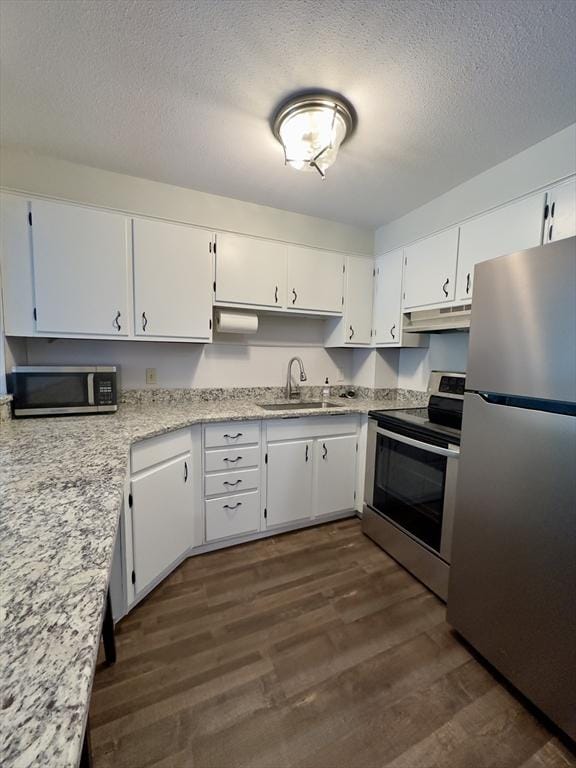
top-left (325, 255), bottom-right (374, 346)
top-left (402, 227), bottom-right (459, 310)
top-left (215, 232), bottom-right (287, 309)
top-left (544, 178), bottom-right (576, 244)
top-left (455, 193), bottom-right (545, 300)
top-left (133, 217), bottom-right (214, 341)
top-left (30, 199), bottom-right (130, 336)
top-left (373, 249), bottom-right (403, 345)
top-left (286, 245), bottom-right (344, 314)
top-left (264, 415), bottom-right (359, 529)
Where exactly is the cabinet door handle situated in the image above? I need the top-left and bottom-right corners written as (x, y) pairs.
top-left (292, 288), bottom-right (297, 305)
top-left (224, 479), bottom-right (242, 487)
top-left (466, 273), bottom-right (471, 294)
top-left (223, 456), bottom-right (242, 463)
top-left (223, 502), bottom-right (242, 510)
top-left (275, 285), bottom-right (278, 303)
top-left (142, 311), bottom-right (148, 331)
top-left (543, 203), bottom-right (549, 220)
top-left (114, 311), bottom-right (121, 331)
top-left (551, 202), bottom-right (555, 218)
top-left (305, 444), bottom-right (309, 462)
top-left (223, 432), bottom-right (243, 439)
top-left (349, 325), bottom-right (354, 340)
top-left (549, 224), bottom-right (553, 241)
top-left (184, 461), bottom-right (188, 482)
top-left (442, 278), bottom-right (450, 297)
top-left (390, 323), bottom-right (396, 339)
top-left (322, 442), bottom-right (327, 460)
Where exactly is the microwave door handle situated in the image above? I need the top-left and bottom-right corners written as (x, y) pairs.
top-left (374, 425), bottom-right (459, 458)
top-left (87, 373), bottom-right (95, 405)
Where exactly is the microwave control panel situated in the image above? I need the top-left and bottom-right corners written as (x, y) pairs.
top-left (95, 375), bottom-right (116, 406)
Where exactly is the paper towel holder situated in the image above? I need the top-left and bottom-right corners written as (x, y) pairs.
top-left (216, 310), bottom-right (259, 334)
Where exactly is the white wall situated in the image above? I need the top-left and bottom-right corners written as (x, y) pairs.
top-left (0, 147), bottom-right (373, 255)
top-left (375, 123), bottom-right (576, 254)
top-left (396, 334), bottom-right (469, 391)
top-left (21, 315), bottom-right (354, 390)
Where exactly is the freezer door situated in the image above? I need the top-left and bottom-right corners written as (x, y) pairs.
top-left (447, 392), bottom-right (576, 740)
top-left (466, 237), bottom-right (576, 403)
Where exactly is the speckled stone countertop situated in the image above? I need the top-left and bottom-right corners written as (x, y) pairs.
top-left (0, 390), bottom-right (428, 767)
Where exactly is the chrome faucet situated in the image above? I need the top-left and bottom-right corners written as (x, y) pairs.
top-left (285, 356), bottom-right (307, 399)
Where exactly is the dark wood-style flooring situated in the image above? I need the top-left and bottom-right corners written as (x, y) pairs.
top-left (90, 519), bottom-right (575, 768)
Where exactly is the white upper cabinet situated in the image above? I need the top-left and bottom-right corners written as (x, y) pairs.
top-left (287, 246), bottom-right (344, 313)
top-left (373, 249), bottom-right (403, 346)
top-left (133, 218), bottom-right (213, 340)
top-left (344, 256), bottom-right (373, 344)
top-left (0, 194), bottom-right (35, 336)
top-left (215, 232), bottom-right (286, 309)
top-left (324, 255), bottom-right (374, 346)
top-left (31, 199), bottom-right (130, 336)
top-left (456, 193), bottom-right (545, 301)
top-left (544, 178), bottom-right (576, 243)
top-left (402, 227), bottom-right (459, 310)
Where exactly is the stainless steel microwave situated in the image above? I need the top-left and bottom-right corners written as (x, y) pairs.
top-left (9, 366), bottom-right (118, 417)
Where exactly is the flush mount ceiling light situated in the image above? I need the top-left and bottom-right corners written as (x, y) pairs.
top-left (272, 92), bottom-right (355, 179)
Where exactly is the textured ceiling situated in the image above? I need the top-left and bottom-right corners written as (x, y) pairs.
top-left (1, 0), bottom-right (575, 228)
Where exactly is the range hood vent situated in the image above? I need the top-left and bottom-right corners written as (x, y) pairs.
top-left (403, 304), bottom-right (472, 333)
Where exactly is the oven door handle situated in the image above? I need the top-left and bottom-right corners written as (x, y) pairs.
top-left (374, 425), bottom-right (460, 458)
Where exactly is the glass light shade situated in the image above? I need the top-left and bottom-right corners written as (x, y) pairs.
top-left (277, 104), bottom-right (349, 175)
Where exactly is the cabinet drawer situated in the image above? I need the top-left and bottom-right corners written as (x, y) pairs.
top-left (204, 467), bottom-right (259, 497)
top-left (132, 427), bottom-right (192, 474)
top-left (204, 420), bottom-right (260, 448)
top-left (204, 444), bottom-right (260, 472)
top-left (205, 491), bottom-right (260, 541)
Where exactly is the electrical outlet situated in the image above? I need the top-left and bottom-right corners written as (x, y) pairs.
top-left (146, 368), bottom-right (157, 385)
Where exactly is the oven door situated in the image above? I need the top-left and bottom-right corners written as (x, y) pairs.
top-left (365, 420), bottom-right (459, 560)
top-left (11, 367), bottom-right (95, 415)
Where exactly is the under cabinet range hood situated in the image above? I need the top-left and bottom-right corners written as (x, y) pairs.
top-left (403, 304), bottom-right (472, 333)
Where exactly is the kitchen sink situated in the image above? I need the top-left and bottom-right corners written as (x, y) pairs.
top-left (258, 401), bottom-right (345, 411)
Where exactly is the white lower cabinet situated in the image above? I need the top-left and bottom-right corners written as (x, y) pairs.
top-left (205, 490), bottom-right (260, 542)
top-left (266, 439), bottom-right (314, 528)
top-left (131, 454), bottom-right (194, 595)
top-left (265, 416), bottom-right (359, 529)
top-left (315, 435), bottom-right (357, 517)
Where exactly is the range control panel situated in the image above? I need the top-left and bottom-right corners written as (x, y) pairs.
top-left (439, 375), bottom-right (466, 397)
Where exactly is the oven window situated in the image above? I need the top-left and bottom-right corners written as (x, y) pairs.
top-left (373, 433), bottom-right (447, 552)
top-left (21, 374), bottom-right (88, 407)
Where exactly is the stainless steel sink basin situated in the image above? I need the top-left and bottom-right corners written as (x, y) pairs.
top-left (258, 401), bottom-right (344, 411)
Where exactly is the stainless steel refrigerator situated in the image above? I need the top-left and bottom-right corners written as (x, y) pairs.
top-left (447, 236), bottom-right (576, 740)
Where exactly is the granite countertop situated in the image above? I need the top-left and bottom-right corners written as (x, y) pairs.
top-left (0, 390), bottom-right (427, 767)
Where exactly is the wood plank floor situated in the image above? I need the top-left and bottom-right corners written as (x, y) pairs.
top-left (90, 519), bottom-right (575, 768)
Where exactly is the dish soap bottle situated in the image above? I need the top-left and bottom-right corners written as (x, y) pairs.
top-left (322, 377), bottom-right (331, 404)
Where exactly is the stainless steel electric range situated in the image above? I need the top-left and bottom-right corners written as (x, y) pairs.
top-left (362, 371), bottom-right (465, 600)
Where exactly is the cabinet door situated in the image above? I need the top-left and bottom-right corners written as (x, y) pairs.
top-left (373, 249), bottom-right (403, 345)
top-left (0, 193), bottom-right (35, 336)
top-left (456, 194), bottom-right (544, 300)
top-left (545, 179), bottom-right (576, 243)
top-left (344, 256), bottom-right (373, 345)
top-left (287, 246), bottom-right (344, 313)
top-left (131, 455), bottom-right (193, 595)
top-left (403, 227), bottom-right (459, 310)
top-left (315, 435), bottom-right (357, 517)
top-left (266, 439), bottom-right (313, 527)
top-left (31, 199), bottom-right (129, 335)
top-left (215, 233), bottom-right (286, 308)
top-left (133, 218), bottom-right (213, 339)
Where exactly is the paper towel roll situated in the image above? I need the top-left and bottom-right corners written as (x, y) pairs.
top-left (216, 310), bottom-right (259, 334)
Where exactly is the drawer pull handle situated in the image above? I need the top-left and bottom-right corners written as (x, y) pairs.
top-left (223, 433), bottom-right (243, 439)
top-left (223, 502), bottom-right (242, 510)
top-left (223, 456), bottom-right (242, 463)
top-left (224, 479), bottom-right (242, 487)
